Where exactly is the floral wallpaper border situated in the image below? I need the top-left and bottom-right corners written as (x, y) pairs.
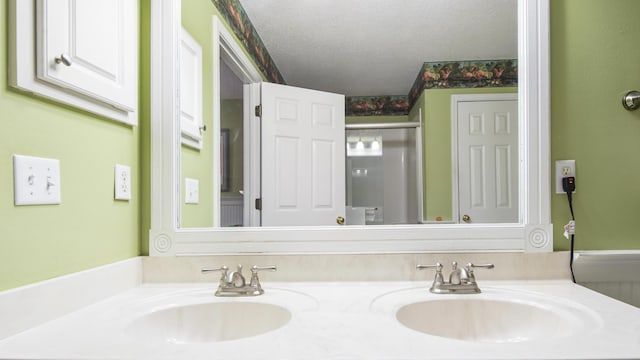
top-left (345, 96), bottom-right (410, 117)
top-left (408, 60), bottom-right (518, 108)
top-left (212, 0), bottom-right (285, 84)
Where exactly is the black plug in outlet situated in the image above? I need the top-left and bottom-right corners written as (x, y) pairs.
top-left (562, 176), bottom-right (575, 193)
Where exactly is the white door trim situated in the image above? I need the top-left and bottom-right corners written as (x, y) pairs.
top-left (451, 93), bottom-right (519, 224)
top-left (411, 108), bottom-right (425, 223)
top-left (212, 15), bottom-right (263, 227)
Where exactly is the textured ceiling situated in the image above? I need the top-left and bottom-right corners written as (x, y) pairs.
top-left (238, 0), bottom-right (517, 97)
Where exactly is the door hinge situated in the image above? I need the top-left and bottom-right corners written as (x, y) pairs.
top-left (255, 198), bottom-right (262, 210)
top-left (254, 104), bottom-right (262, 117)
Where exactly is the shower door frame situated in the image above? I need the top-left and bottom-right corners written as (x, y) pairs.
top-left (345, 121), bottom-right (424, 224)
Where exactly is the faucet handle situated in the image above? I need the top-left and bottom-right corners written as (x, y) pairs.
top-left (465, 263), bottom-right (494, 283)
top-left (201, 266), bottom-right (229, 282)
top-left (465, 263), bottom-right (495, 271)
top-left (251, 265), bottom-right (277, 273)
top-left (417, 263), bottom-right (443, 271)
top-left (416, 263), bottom-right (444, 284)
top-left (201, 265), bottom-right (229, 274)
top-left (249, 265), bottom-right (277, 288)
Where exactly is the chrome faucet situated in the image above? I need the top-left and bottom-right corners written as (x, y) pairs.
top-left (417, 261), bottom-right (494, 294)
top-left (201, 264), bottom-right (277, 296)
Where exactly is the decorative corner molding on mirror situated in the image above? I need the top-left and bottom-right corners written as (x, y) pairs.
top-left (150, 0), bottom-right (551, 256)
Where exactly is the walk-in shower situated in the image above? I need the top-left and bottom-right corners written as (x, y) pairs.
top-left (345, 122), bottom-right (423, 225)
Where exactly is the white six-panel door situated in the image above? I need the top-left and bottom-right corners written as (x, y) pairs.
top-left (261, 82), bottom-right (345, 226)
top-left (456, 96), bottom-right (518, 223)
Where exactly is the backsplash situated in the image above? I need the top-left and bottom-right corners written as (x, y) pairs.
top-left (142, 252), bottom-right (571, 283)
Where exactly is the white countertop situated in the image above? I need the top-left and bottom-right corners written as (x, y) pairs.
top-left (1, 280), bottom-right (639, 360)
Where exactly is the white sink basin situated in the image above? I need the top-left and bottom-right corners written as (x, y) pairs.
top-left (398, 298), bottom-right (576, 343)
top-left (127, 301), bottom-right (291, 343)
top-left (372, 286), bottom-right (603, 344)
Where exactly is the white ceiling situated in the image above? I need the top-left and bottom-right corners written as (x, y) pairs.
top-left (238, 0), bottom-right (517, 97)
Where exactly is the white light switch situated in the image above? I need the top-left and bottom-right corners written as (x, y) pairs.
top-left (13, 154), bottom-right (61, 205)
top-left (185, 178), bottom-right (199, 204)
top-left (114, 164), bottom-right (132, 200)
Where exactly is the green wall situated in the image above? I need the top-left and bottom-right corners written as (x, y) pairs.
top-left (550, 0), bottom-right (640, 250)
top-left (179, 0), bottom-right (217, 228)
top-left (0, 0), bottom-right (142, 291)
top-left (221, 99), bottom-right (244, 195)
top-left (179, 0), bottom-right (265, 227)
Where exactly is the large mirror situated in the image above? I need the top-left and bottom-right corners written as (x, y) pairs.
top-left (149, 0), bottom-right (551, 255)
top-left (180, 0), bottom-right (520, 228)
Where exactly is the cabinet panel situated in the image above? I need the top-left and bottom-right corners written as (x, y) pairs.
top-left (8, 0), bottom-right (138, 125)
top-left (37, 0), bottom-right (137, 112)
top-left (180, 28), bottom-right (204, 149)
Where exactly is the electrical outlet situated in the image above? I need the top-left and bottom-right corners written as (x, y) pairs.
top-left (555, 160), bottom-right (576, 194)
top-left (13, 154), bottom-right (61, 205)
top-left (185, 178), bottom-right (199, 204)
top-left (114, 164), bottom-right (131, 200)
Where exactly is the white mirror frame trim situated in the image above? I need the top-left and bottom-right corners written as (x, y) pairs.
top-left (149, 0), bottom-right (551, 256)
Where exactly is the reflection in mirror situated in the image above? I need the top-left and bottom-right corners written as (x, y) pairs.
top-left (219, 60), bottom-right (245, 227)
top-left (346, 123), bottom-right (423, 225)
top-left (179, 0), bottom-right (519, 228)
top-left (150, 0), bottom-right (551, 254)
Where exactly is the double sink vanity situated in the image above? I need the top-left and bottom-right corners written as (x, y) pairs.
top-left (1, 253), bottom-right (639, 359)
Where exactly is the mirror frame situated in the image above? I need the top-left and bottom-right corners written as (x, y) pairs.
top-left (149, 0), bottom-right (551, 256)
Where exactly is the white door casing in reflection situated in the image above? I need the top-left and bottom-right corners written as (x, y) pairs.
top-left (261, 82), bottom-right (345, 226)
top-left (455, 95), bottom-right (518, 223)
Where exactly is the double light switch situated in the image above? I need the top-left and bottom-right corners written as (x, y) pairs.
top-left (13, 154), bottom-right (61, 205)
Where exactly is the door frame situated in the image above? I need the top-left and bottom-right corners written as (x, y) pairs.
top-left (212, 16), bottom-right (262, 227)
top-left (451, 93), bottom-right (519, 224)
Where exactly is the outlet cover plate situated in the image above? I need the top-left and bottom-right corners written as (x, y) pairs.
top-left (13, 154), bottom-right (61, 205)
top-left (114, 164), bottom-right (132, 200)
top-left (555, 159), bottom-right (576, 194)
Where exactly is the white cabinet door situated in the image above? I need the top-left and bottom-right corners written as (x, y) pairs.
top-left (180, 28), bottom-right (203, 149)
top-left (35, 0), bottom-right (137, 113)
top-left (261, 82), bottom-right (345, 226)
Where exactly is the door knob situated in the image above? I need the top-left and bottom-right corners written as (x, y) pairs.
top-left (462, 214), bottom-right (471, 223)
top-left (336, 216), bottom-right (345, 225)
top-left (54, 53), bottom-right (72, 67)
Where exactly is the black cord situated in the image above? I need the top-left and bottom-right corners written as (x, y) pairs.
top-left (566, 191), bottom-right (576, 283)
top-left (567, 191), bottom-right (575, 220)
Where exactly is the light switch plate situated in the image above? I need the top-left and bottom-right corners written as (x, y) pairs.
top-left (185, 178), bottom-right (199, 204)
top-left (13, 154), bottom-right (61, 205)
top-left (114, 164), bottom-right (131, 200)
